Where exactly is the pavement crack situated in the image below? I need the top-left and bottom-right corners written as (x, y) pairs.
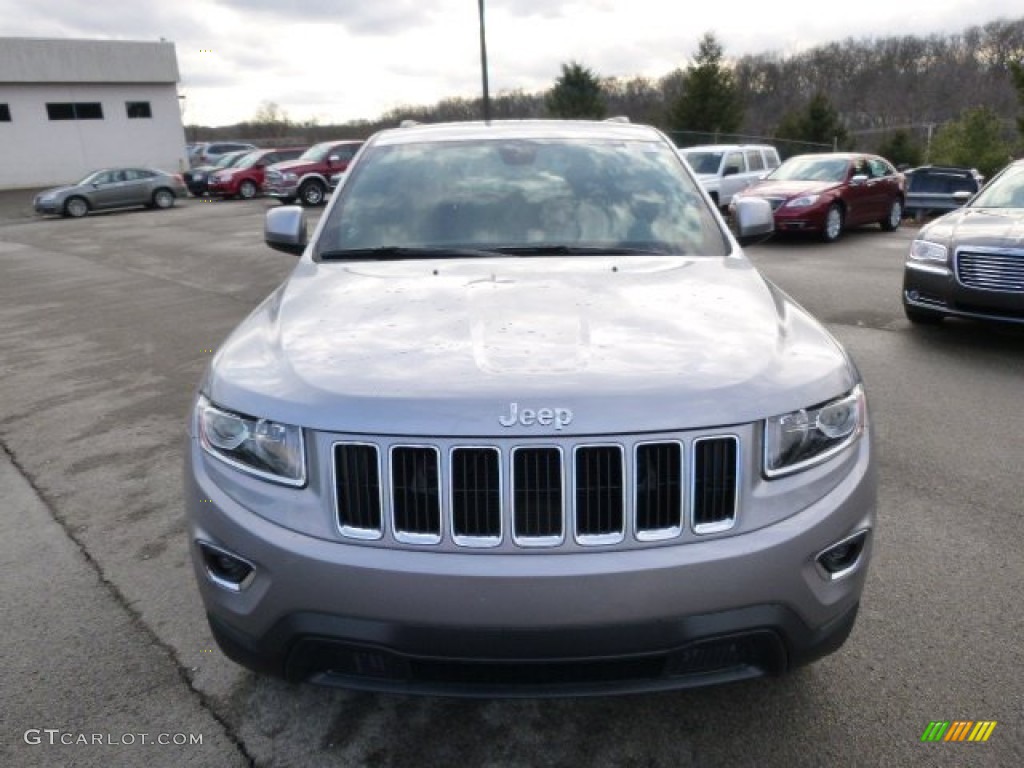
top-left (0, 437), bottom-right (257, 768)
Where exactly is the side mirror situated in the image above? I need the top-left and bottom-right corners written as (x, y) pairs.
top-left (327, 155), bottom-right (340, 167)
top-left (850, 174), bottom-right (869, 186)
top-left (952, 190), bottom-right (973, 203)
top-left (264, 206), bottom-right (307, 255)
top-left (732, 198), bottom-right (774, 243)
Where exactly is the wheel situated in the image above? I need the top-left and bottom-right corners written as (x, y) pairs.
top-left (904, 303), bottom-right (944, 325)
top-left (153, 188), bottom-right (176, 209)
top-left (881, 198), bottom-right (902, 231)
top-left (239, 179), bottom-right (258, 199)
top-left (299, 181), bottom-right (325, 207)
top-left (821, 203), bottom-right (843, 242)
top-left (64, 196), bottom-right (89, 218)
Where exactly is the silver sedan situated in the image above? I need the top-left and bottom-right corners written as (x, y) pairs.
top-left (33, 168), bottom-right (189, 218)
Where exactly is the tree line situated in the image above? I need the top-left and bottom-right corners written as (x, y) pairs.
top-left (191, 16), bottom-right (1024, 178)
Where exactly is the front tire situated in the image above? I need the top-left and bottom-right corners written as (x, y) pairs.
top-left (298, 180), bottom-right (325, 207)
top-left (153, 188), bottom-right (176, 209)
top-left (881, 198), bottom-right (902, 231)
top-left (64, 196), bottom-right (89, 218)
top-left (239, 180), bottom-right (258, 199)
top-left (821, 203), bottom-right (843, 242)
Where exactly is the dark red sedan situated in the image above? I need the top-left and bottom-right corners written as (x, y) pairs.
top-left (733, 153), bottom-right (905, 242)
top-left (206, 147), bottom-right (307, 199)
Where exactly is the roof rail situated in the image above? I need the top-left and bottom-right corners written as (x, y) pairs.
top-left (399, 120), bottom-right (420, 129)
top-left (604, 116), bottom-right (630, 123)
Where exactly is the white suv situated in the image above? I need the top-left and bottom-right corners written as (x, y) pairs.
top-left (682, 144), bottom-right (781, 208)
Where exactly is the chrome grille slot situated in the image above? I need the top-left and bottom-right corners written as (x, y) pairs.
top-left (512, 447), bottom-right (564, 545)
top-left (391, 446), bottom-right (441, 543)
top-left (635, 442), bottom-right (683, 539)
top-left (692, 436), bottom-right (738, 534)
top-left (574, 445), bottom-right (624, 544)
top-left (956, 249), bottom-right (1024, 293)
top-left (332, 432), bottom-right (743, 547)
top-left (333, 443), bottom-right (382, 538)
top-left (451, 447), bottom-right (501, 545)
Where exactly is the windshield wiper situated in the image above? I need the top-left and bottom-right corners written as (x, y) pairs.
top-left (319, 246), bottom-right (502, 261)
top-left (493, 244), bottom-right (673, 256)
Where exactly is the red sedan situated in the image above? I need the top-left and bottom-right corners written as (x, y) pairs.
top-left (206, 147), bottom-right (307, 199)
top-left (733, 153), bottom-right (905, 242)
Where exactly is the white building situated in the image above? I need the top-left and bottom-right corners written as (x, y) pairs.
top-left (0, 38), bottom-right (188, 189)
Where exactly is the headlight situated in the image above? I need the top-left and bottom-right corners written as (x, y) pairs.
top-left (283, 172), bottom-right (298, 181)
top-left (193, 172), bottom-right (206, 181)
top-left (784, 194), bottom-right (820, 209)
top-left (909, 239), bottom-right (947, 262)
top-left (764, 385), bottom-right (865, 477)
top-left (196, 396), bottom-right (306, 486)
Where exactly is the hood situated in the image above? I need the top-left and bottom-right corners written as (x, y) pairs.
top-left (922, 207), bottom-right (1024, 247)
top-left (36, 185), bottom-right (76, 198)
top-left (205, 255), bottom-right (856, 436)
top-left (743, 179), bottom-right (840, 199)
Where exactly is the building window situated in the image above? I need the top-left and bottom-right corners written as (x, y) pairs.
top-left (46, 102), bottom-right (104, 120)
top-left (0, 104), bottom-right (10, 122)
top-left (126, 101), bottom-right (152, 119)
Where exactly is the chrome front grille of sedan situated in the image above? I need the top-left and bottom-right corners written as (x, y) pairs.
top-left (956, 247), bottom-right (1024, 293)
top-left (332, 434), bottom-right (740, 549)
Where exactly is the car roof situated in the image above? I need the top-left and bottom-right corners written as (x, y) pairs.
top-left (370, 119), bottom-right (664, 147)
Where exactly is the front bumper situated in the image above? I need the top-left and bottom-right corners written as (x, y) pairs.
top-left (206, 180), bottom-right (234, 197)
top-left (264, 179), bottom-right (300, 198)
top-left (186, 431), bottom-right (875, 695)
top-left (773, 205), bottom-right (827, 233)
top-left (903, 260), bottom-right (1024, 323)
top-left (33, 199), bottom-right (62, 215)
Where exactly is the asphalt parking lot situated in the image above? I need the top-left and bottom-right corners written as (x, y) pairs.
top-left (0, 192), bottom-right (1021, 768)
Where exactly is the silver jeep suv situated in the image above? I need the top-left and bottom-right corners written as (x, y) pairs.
top-left (186, 119), bottom-right (875, 696)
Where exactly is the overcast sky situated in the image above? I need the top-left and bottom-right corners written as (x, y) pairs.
top-left (2, 0), bottom-right (1021, 126)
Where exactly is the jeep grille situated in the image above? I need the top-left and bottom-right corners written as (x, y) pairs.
top-left (332, 435), bottom-right (739, 548)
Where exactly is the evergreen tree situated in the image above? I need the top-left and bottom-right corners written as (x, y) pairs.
top-left (929, 106), bottom-right (1012, 178)
top-left (877, 130), bottom-right (923, 168)
top-left (546, 62), bottom-right (607, 119)
top-left (666, 32), bottom-right (743, 134)
top-left (774, 92), bottom-right (848, 149)
top-left (1010, 60), bottom-right (1024, 141)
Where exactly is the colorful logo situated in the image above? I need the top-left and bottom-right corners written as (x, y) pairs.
top-left (921, 721), bottom-right (997, 742)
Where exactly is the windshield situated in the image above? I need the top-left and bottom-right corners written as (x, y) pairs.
top-left (683, 151), bottom-right (724, 174)
top-left (769, 156), bottom-right (850, 183)
top-left (970, 164), bottom-right (1024, 208)
top-left (216, 151), bottom-right (251, 168)
top-left (74, 171), bottom-right (102, 185)
top-left (318, 137), bottom-right (727, 258)
top-left (299, 143), bottom-right (331, 162)
top-left (235, 152), bottom-right (264, 169)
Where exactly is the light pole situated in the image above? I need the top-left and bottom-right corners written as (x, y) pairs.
top-left (478, 0), bottom-right (491, 122)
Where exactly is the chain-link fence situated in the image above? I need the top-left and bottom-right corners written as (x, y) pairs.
top-left (665, 130), bottom-right (834, 159)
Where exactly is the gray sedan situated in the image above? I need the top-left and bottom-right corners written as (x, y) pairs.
top-left (33, 168), bottom-right (189, 218)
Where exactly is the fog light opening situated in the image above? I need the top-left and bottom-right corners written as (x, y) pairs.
top-left (816, 530), bottom-right (868, 581)
top-left (198, 541), bottom-right (255, 591)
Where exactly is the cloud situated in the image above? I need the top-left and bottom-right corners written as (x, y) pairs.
top-left (211, 0), bottom-right (441, 35)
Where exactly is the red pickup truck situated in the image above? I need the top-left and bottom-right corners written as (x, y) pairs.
top-left (262, 140), bottom-right (363, 206)
top-left (206, 147), bottom-right (306, 199)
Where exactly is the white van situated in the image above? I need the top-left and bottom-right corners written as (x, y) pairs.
top-left (682, 144), bottom-right (781, 207)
